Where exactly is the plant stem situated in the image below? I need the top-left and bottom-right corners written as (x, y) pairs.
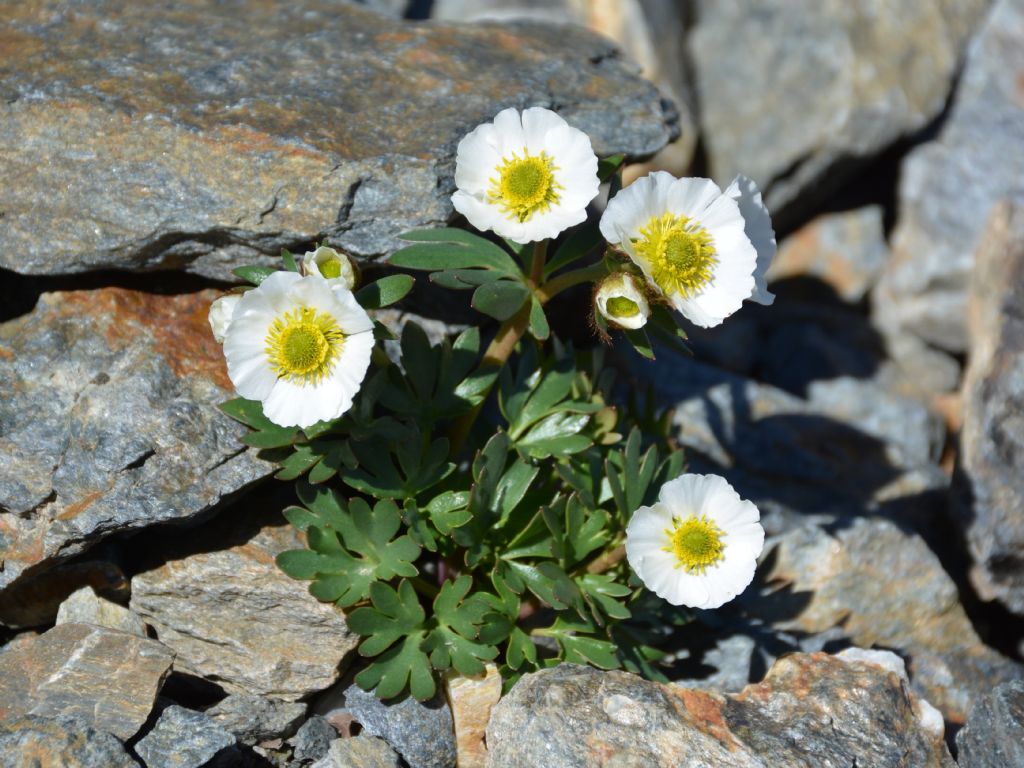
top-left (537, 263), bottom-right (607, 303)
top-left (411, 576), bottom-right (440, 599)
top-left (529, 239), bottom-right (547, 287)
top-left (586, 545), bottom-right (626, 574)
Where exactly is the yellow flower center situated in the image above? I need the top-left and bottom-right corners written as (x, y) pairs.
top-left (489, 151), bottom-right (561, 222)
top-left (606, 296), bottom-right (640, 318)
top-left (633, 213), bottom-right (717, 298)
top-left (663, 514), bottom-right (725, 574)
top-left (265, 306), bottom-right (345, 385)
top-left (319, 257), bottom-right (344, 280)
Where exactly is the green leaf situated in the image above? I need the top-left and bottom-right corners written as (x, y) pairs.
top-left (578, 573), bottom-right (632, 623)
top-left (430, 269), bottom-right (502, 290)
top-left (544, 221), bottom-right (602, 278)
top-left (516, 412), bottom-right (593, 459)
top-left (275, 550), bottom-right (325, 580)
top-left (341, 434), bottom-right (454, 500)
top-left (528, 296), bottom-right (550, 341)
top-left (282, 248), bottom-right (299, 272)
top-left (232, 266), bottom-right (277, 286)
top-left (506, 627), bottom-right (538, 670)
top-left (349, 581), bottom-right (434, 700)
top-left (623, 327), bottom-right (655, 360)
top-left (503, 561), bottom-right (583, 613)
top-left (471, 279), bottom-right (530, 321)
top-left (391, 229), bottom-right (520, 276)
top-left (598, 153), bottom-right (625, 182)
top-left (423, 576), bottom-right (500, 677)
top-left (220, 398), bottom-right (301, 448)
top-left (426, 490), bottom-right (472, 535)
top-left (356, 274), bottom-right (415, 309)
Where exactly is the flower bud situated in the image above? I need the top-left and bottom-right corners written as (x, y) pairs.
top-left (302, 245), bottom-right (358, 290)
top-left (594, 273), bottom-right (650, 330)
top-left (208, 294), bottom-right (240, 344)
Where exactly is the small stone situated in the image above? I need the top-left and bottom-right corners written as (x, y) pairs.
top-left (0, 715), bottom-right (139, 768)
top-left (760, 518), bottom-right (1024, 724)
top-left (0, 623), bottom-right (173, 740)
top-left (956, 680), bottom-right (1024, 768)
top-left (445, 664), bottom-right (503, 768)
top-left (206, 694), bottom-right (307, 745)
top-left (55, 587), bottom-right (146, 637)
top-left (130, 520), bottom-right (356, 701)
top-left (340, 683), bottom-right (456, 768)
top-left (691, 0), bottom-right (989, 221)
top-left (0, 560), bottom-right (129, 630)
top-left (135, 706), bottom-right (236, 768)
top-left (0, 288), bottom-right (271, 600)
top-left (766, 206), bottom-right (889, 302)
top-left (952, 201), bottom-right (1024, 615)
top-left (484, 657), bottom-right (954, 767)
top-left (311, 736), bottom-right (401, 768)
top-left (288, 716), bottom-right (337, 765)
top-left (872, 0), bottom-right (1024, 351)
top-left (674, 635), bottom-right (757, 694)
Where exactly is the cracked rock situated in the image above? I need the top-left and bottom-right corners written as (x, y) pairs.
top-left (0, 0), bottom-right (676, 281)
top-left (0, 288), bottom-right (271, 605)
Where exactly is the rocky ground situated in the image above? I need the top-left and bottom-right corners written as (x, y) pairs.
top-left (1, 1), bottom-right (1023, 766)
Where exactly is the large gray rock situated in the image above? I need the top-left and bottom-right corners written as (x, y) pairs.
top-left (289, 716), bottom-right (337, 765)
top-left (646, 352), bottom-right (948, 532)
top-left (0, 715), bottom-right (139, 768)
top-left (130, 520), bottom-right (356, 701)
top-left (135, 706), bottom-right (236, 768)
top-left (0, 623), bottom-right (173, 741)
top-left (485, 657), bottom-right (954, 767)
top-left (335, 683), bottom-right (456, 768)
top-left (690, 0), bottom-right (989, 220)
top-left (956, 680), bottom-right (1024, 768)
top-left (0, 288), bottom-right (270, 603)
top-left (954, 202), bottom-right (1024, 614)
top-left (760, 518), bottom-right (1024, 724)
top-left (0, 0), bottom-right (676, 281)
top-left (872, 0), bottom-right (1024, 351)
top-left (312, 736), bottom-right (401, 768)
top-left (206, 694), bottom-right (307, 745)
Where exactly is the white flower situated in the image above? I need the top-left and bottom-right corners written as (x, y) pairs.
top-left (222, 271), bottom-right (374, 429)
top-left (208, 294), bottom-right (240, 344)
top-left (302, 245), bottom-right (358, 291)
top-left (452, 107), bottom-right (599, 244)
top-left (724, 175), bottom-right (776, 306)
top-left (625, 473), bottom-right (764, 609)
top-left (594, 273), bottom-right (650, 330)
top-left (599, 171), bottom-right (776, 328)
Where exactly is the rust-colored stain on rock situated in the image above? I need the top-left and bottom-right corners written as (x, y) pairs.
top-left (57, 288), bottom-right (231, 390)
top-left (673, 688), bottom-right (737, 749)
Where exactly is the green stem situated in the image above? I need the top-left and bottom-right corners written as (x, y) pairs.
top-left (410, 576), bottom-right (440, 599)
top-left (529, 240), bottom-right (547, 288)
top-left (537, 263), bottom-right (607, 304)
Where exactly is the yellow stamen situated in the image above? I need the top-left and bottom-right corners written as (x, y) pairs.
top-left (488, 151), bottom-right (561, 222)
top-left (265, 306), bottom-right (345, 385)
top-left (319, 257), bottom-right (344, 280)
top-left (633, 213), bottom-right (717, 298)
top-left (662, 514), bottom-right (725, 574)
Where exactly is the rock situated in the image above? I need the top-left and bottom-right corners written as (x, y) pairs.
top-left (485, 657), bottom-right (954, 767)
top-left (645, 352), bottom-right (948, 532)
top-left (0, 288), bottom-right (271, 601)
top-left (206, 695), bottom-right (307, 745)
top-left (0, 560), bottom-right (129, 629)
top-left (0, 623), bottom-right (173, 740)
top-left (433, 0), bottom-right (698, 176)
top-left (0, 715), bottom-right (139, 768)
top-left (288, 716), bottom-right (337, 765)
top-left (445, 664), bottom-right (503, 768)
top-left (673, 634), bottom-right (758, 694)
top-left (874, 331), bottom-right (963, 403)
top-left (130, 520), bottom-right (356, 701)
top-left (55, 587), bottom-right (146, 637)
top-left (135, 706), bottom-right (236, 768)
top-left (953, 202), bottom-right (1024, 614)
top-left (0, 1), bottom-right (676, 281)
top-left (690, 0), bottom-right (989, 221)
top-left (759, 518), bottom-right (1024, 723)
top-left (765, 206), bottom-right (889, 302)
top-left (311, 736), bottom-right (401, 768)
top-left (956, 680), bottom-right (1024, 768)
top-left (872, 0), bottom-right (1024, 351)
top-left (337, 683), bottom-right (456, 768)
